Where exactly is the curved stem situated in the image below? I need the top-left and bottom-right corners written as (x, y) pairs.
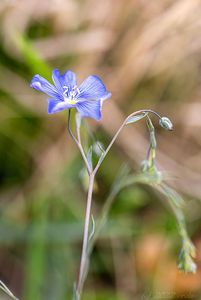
top-left (93, 109), bottom-right (161, 175)
top-left (143, 109), bottom-right (162, 119)
top-left (67, 110), bottom-right (91, 174)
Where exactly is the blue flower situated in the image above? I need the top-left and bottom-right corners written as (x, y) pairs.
top-left (30, 69), bottom-right (111, 120)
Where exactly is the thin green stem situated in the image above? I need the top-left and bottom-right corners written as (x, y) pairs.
top-left (67, 110), bottom-right (91, 174)
top-left (76, 173), bottom-right (95, 297)
top-left (71, 108), bottom-right (163, 299)
top-left (93, 109), bottom-right (161, 175)
top-left (0, 280), bottom-right (19, 300)
top-left (67, 110), bottom-right (94, 299)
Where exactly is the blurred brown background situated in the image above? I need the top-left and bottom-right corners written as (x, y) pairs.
top-left (0, 0), bottom-right (201, 299)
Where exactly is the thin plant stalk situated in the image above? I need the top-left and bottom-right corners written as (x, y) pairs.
top-left (70, 109), bottom-right (163, 299)
top-left (67, 110), bottom-right (91, 174)
top-left (93, 109), bottom-right (161, 174)
top-left (67, 110), bottom-right (94, 297)
top-left (76, 173), bottom-right (94, 296)
top-left (0, 280), bottom-right (19, 300)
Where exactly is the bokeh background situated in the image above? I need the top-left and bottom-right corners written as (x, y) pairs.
top-left (0, 0), bottom-right (201, 299)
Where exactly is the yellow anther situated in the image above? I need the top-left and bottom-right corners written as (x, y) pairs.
top-left (64, 96), bottom-right (77, 105)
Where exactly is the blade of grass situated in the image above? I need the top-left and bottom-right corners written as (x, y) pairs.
top-left (15, 33), bottom-right (51, 79)
top-left (23, 196), bottom-right (49, 300)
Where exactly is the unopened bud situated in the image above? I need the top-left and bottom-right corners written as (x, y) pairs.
top-left (159, 117), bottom-right (173, 131)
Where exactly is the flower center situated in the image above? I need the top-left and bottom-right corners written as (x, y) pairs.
top-left (63, 85), bottom-right (80, 105)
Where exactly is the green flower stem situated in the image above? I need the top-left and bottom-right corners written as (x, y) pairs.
top-left (93, 109), bottom-right (162, 175)
top-left (68, 110), bottom-right (94, 297)
top-left (71, 109), bottom-right (163, 299)
top-left (76, 173), bottom-right (95, 297)
top-left (88, 183), bottom-right (122, 253)
top-left (0, 280), bottom-right (19, 300)
top-left (67, 110), bottom-right (91, 174)
top-left (88, 176), bottom-right (140, 254)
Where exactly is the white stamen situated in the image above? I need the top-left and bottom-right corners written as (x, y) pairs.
top-left (62, 85), bottom-right (79, 105)
top-left (63, 86), bottom-right (69, 96)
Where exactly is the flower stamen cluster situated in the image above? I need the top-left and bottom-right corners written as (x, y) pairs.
top-left (63, 85), bottom-right (80, 105)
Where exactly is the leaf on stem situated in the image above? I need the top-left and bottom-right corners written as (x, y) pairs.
top-left (88, 215), bottom-right (96, 242)
top-left (86, 146), bottom-right (93, 169)
top-left (126, 112), bottom-right (148, 125)
top-left (155, 183), bottom-right (196, 273)
top-left (93, 141), bottom-right (105, 157)
top-left (159, 184), bottom-right (184, 208)
top-left (72, 283), bottom-right (79, 300)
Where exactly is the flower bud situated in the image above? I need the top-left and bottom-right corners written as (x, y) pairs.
top-left (159, 117), bottom-right (173, 131)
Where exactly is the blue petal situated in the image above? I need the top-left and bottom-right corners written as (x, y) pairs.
top-left (78, 75), bottom-right (111, 101)
top-left (52, 69), bottom-right (77, 90)
top-left (63, 70), bottom-right (77, 89)
top-left (52, 69), bottom-right (63, 92)
top-left (76, 99), bottom-right (102, 120)
top-left (48, 99), bottom-right (74, 114)
top-left (31, 75), bottom-right (59, 98)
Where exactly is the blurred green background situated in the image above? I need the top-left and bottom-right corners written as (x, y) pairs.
top-left (0, 0), bottom-right (201, 299)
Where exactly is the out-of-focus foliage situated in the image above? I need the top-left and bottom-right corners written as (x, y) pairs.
top-left (0, 0), bottom-right (201, 299)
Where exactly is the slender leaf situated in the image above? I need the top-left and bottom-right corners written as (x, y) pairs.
top-left (126, 112), bottom-right (148, 125)
top-left (87, 146), bottom-right (93, 169)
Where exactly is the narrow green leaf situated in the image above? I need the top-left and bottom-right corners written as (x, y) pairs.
top-left (15, 33), bottom-right (51, 79)
top-left (88, 215), bottom-right (95, 242)
top-left (87, 146), bottom-right (93, 169)
top-left (126, 112), bottom-right (148, 125)
top-left (72, 284), bottom-right (79, 300)
top-left (24, 198), bottom-right (49, 300)
top-left (0, 280), bottom-right (19, 300)
top-left (93, 141), bottom-right (105, 157)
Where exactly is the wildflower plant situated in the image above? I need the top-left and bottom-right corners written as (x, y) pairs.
top-left (31, 70), bottom-right (111, 119)
top-left (27, 69), bottom-right (197, 299)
